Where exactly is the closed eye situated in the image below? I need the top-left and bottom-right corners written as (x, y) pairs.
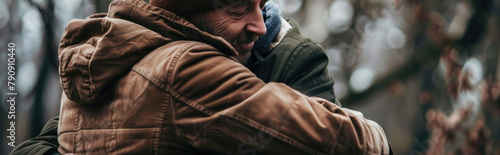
top-left (228, 6), bottom-right (248, 17)
top-left (230, 10), bottom-right (246, 16)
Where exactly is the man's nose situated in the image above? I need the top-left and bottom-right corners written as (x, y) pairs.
top-left (246, 10), bottom-right (267, 36)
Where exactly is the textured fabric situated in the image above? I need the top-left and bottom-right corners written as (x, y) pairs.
top-left (57, 0), bottom-right (390, 154)
top-left (248, 18), bottom-right (338, 104)
top-left (10, 117), bottom-right (60, 155)
top-left (150, 0), bottom-right (236, 15)
top-left (253, 1), bottom-right (282, 56)
top-left (269, 18), bottom-right (292, 50)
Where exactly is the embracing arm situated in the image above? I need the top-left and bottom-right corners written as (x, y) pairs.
top-left (250, 18), bottom-right (337, 104)
top-left (170, 46), bottom-right (389, 154)
top-left (10, 116), bottom-right (60, 155)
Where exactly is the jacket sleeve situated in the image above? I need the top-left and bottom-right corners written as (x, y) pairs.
top-left (10, 116), bottom-right (60, 155)
top-left (169, 45), bottom-right (389, 154)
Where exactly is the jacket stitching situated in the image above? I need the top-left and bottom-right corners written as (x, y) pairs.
top-left (165, 43), bottom-right (239, 149)
top-left (129, 42), bottom-right (208, 146)
top-left (74, 106), bottom-right (81, 153)
top-left (157, 87), bottom-right (172, 154)
top-left (169, 96), bottom-right (196, 147)
top-left (130, 45), bottom-right (184, 154)
top-left (167, 43), bottom-right (216, 147)
top-left (165, 43), bottom-right (189, 92)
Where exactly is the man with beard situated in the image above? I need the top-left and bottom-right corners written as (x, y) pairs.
top-left (11, 0), bottom-right (388, 154)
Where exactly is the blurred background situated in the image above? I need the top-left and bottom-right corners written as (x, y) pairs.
top-left (1, 0), bottom-right (499, 154)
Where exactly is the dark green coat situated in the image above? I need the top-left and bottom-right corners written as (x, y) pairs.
top-left (10, 19), bottom-right (338, 155)
top-left (248, 19), bottom-right (337, 103)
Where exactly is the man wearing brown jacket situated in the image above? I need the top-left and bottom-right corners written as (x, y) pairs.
top-left (15, 0), bottom-right (389, 154)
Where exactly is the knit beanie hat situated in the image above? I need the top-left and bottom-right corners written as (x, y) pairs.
top-left (150, 0), bottom-right (232, 16)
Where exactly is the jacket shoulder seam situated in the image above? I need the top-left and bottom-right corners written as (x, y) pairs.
top-left (166, 42), bottom-right (219, 115)
top-left (165, 43), bottom-right (223, 148)
top-left (130, 41), bottom-right (208, 91)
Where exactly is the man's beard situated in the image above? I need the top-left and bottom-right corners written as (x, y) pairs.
top-left (198, 20), bottom-right (257, 65)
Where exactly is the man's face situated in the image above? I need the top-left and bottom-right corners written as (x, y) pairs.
top-left (191, 0), bottom-right (268, 64)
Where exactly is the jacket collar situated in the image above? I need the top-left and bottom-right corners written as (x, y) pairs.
top-left (246, 18), bottom-right (297, 68)
top-left (108, 0), bottom-right (238, 56)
